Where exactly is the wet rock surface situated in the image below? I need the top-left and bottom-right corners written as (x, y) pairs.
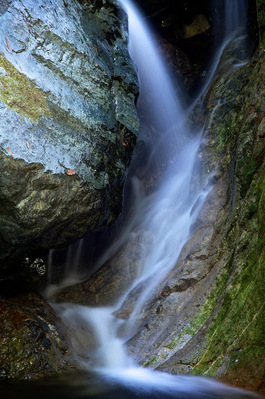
top-left (1, 0), bottom-right (265, 391)
top-left (0, 0), bottom-right (139, 270)
top-left (126, 43), bottom-right (265, 393)
top-left (57, 18), bottom-right (265, 395)
top-left (57, 229), bottom-right (154, 307)
top-left (0, 292), bottom-right (77, 380)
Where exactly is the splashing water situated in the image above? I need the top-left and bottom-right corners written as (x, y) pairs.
top-left (49, 1), bottom-right (261, 398)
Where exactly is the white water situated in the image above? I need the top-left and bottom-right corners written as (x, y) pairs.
top-left (55, 0), bottom-right (210, 370)
top-left (124, 0), bottom-right (184, 153)
top-left (224, 0), bottom-right (247, 38)
top-left (49, 1), bottom-right (260, 397)
top-left (114, 0), bottom-right (212, 301)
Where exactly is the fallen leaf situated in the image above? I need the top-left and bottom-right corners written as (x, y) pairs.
top-left (5, 37), bottom-right (11, 51)
top-left (94, 45), bottom-right (98, 53)
top-left (7, 145), bottom-right (13, 158)
top-left (66, 168), bottom-right (76, 176)
top-left (26, 141), bottom-right (30, 149)
top-left (121, 139), bottom-right (127, 147)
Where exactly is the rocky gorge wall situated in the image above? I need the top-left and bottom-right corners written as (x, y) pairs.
top-left (122, 3), bottom-right (265, 393)
top-left (138, 44), bottom-right (265, 393)
top-left (58, 0), bottom-right (265, 394)
top-left (1, 0), bottom-right (265, 392)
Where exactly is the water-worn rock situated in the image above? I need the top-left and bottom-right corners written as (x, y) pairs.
top-left (3, 0), bottom-right (264, 390)
top-left (0, 291), bottom-right (78, 380)
top-left (57, 229), bottom-right (154, 306)
top-left (125, 41), bottom-right (265, 394)
top-left (0, 0), bottom-right (139, 270)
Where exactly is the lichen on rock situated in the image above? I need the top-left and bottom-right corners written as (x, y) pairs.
top-left (0, 54), bottom-right (50, 120)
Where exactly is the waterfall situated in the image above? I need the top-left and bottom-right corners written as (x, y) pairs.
top-left (224, 0), bottom-right (248, 38)
top-left (49, 0), bottom-right (261, 397)
top-left (55, 0), bottom-right (210, 370)
top-left (121, 0), bottom-right (184, 156)
top-left (117, 0), bottom-right (206, 286)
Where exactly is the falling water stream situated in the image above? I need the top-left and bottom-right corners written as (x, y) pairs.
top-left (5, 1), bottom-right (261, 398)
top-left (54, 0), bottom-right (211, 375)
top-left (224, 0), bottom-right (248, 38)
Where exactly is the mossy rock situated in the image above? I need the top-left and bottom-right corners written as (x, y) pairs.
top-left (122, 37), bottom-right (265, 395)
top-left (0, 292), bottom-right (77, 380)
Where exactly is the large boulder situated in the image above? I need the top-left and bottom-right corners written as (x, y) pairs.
top-left (0, 0), bottom-right (139, 270)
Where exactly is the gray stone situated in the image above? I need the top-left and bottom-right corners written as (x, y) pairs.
top-left (0, 0), bottom-right (139, 268)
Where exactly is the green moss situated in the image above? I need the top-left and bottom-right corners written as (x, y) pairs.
top-left (229, 345), bottom-right (265, 371)
top-left (202, 260), bottom-right (261, 370)
top-left (190, 171), bottom-right (265, 378)
top-left (143, 352), bottom-right (167, 368)
top-left (0, 54), bottom-right (50, 121)
top-left (192, 357), bottom-right (224, 376)
top-left (0, 328), bottom-right (37, 379)
top-left (213, 106), bottom-right (240, 155)
top-left (246, 201), bottom-right (259, 220)
top-left (237, 153), bottom-right (262, 198)
top-left (156, 263), bottom-right (233, 361)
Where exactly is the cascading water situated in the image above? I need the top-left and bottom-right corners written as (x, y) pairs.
top-left (224, 0), bottom-right (248, 38)
top-left (46, 0), bottom-right (261, 398)
top-left (55, 0), bottom-right (210, 371)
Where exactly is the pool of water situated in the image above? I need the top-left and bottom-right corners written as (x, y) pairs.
top-left (0, 371), bottom-right (262, 399)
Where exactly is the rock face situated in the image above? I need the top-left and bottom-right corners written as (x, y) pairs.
top-left (124, 33), bottom-right (265, 394)
top-left (176, 14), bottom-right (210, 40)
top-left (0, 0), bottom-right (139, 269)
top-left (57, 2), bottom-right (265, 394)
top-left (1, 0), bottom-right (264, 390)
top-left (0, 292), bottom-right (78, 379)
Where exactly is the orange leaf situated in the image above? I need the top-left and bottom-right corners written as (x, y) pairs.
top-left (7, 145), bottom-right (13, 158)
top-left (66, 168), bottom-right (76, 176)
top-left (5, 37), bottom-right (11, 51)
top-left (121, 139), bottom-right (127, 147)
top-left (26, 141), bottom-right (30, 149)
